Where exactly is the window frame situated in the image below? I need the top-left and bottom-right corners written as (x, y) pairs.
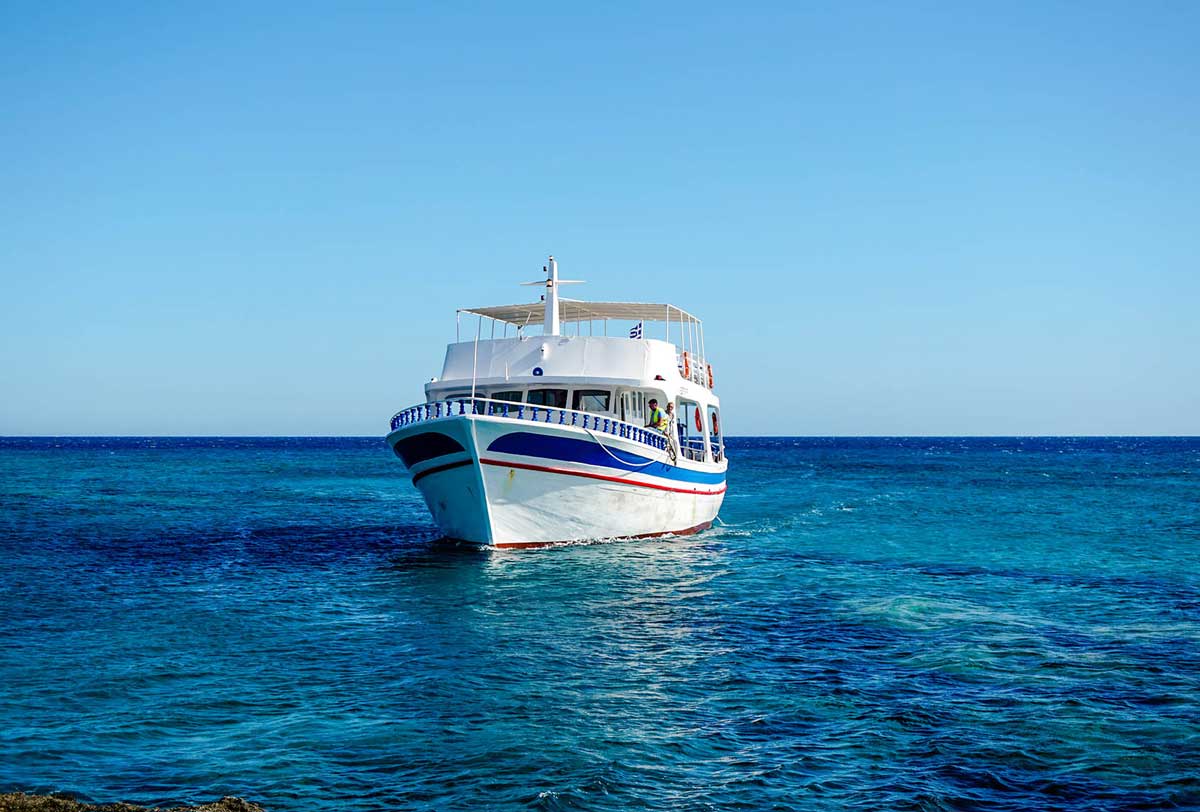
top-left (526, 388), bottom-right (568, 408)
top-left (571, 388), bottom-right (612, 413)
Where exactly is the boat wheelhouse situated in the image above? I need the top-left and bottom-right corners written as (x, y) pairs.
top-left (386, 256), bottom-right (727, 547)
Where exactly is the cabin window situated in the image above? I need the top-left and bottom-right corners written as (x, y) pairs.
top-left (621, 391), bottom-right (649, 424)
top-left (491, 390), bottom-right (524, 403)
top-left (572, 389), bottom-right (610, 413)
top-left (527, 388), bottom-right (567, 408)
top-left (678, 400), bottom-right (707, 462)
top-left (433, 391), bottom-right (471, 402)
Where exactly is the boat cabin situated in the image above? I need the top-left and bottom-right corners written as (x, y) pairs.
top-left (422, 268), bottom-right (723, 464)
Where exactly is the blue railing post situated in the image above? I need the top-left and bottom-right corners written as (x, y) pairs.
top-left (503, 404), bottom-right (510, 417)
top-left (558, 410), bottom-right (565, 424)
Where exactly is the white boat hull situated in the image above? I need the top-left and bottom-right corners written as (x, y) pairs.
top-left (387, 415), bottom-right (726, 547)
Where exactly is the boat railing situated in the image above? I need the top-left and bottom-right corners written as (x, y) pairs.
top-left (389, 397), bottom-right (669, 454)
top-left (676, 351), bottom-right (713, 388)
top-left (678, 435), bottom-right (709, 463)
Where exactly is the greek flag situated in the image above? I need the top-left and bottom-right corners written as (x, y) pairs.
top-left (629, 321), bottom-right (643, 339)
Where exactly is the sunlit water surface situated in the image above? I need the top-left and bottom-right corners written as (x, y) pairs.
top-left (1, 437), bottom-right (1198, 810)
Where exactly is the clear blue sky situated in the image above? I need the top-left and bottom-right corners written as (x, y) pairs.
top-left (2, 2), bottom-right (1197, 436)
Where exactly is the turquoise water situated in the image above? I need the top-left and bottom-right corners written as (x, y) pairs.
top-left (1, 437), bottom-right (1198, 810)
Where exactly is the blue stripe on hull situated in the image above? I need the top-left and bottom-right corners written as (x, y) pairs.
top-left (485, 431), bottom-right (726, 485)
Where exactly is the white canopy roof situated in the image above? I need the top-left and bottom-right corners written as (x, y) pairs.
top-left (459, 299), bottom-right (700, 326)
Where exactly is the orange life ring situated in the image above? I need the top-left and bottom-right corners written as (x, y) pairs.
top-left (711, 412), bottom-right (720, 435)
top-left (681, 351), bottom-right (691, 378)
top-left (694, 407), bottom-right (703, 433)
top-left (706, 364), bottom-right (714, 389)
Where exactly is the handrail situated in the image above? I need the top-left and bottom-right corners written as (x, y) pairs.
top-left (676, 352), bottom-right (713, 388)
top-left (388, 396), bottom-right (669, 454)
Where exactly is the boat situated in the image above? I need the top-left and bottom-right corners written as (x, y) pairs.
top-left (385, 256), bottom-right (727, 548)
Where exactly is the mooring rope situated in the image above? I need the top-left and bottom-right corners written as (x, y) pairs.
top-left (583, 428), bottom-right (661, 468)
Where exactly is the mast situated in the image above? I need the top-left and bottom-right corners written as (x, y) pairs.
top-left (544, 255), bottom-right (559, 336)
top-left (520, 256), bottom-right (581, 335)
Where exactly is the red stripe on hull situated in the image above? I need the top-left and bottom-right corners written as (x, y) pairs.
top-left (478, 458), bottom-right (727, 496)
top-left (443, 520), bottom-right (715, 550)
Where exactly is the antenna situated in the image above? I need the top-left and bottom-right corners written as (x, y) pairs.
top-left (518, 256), bottom-right (584, 336)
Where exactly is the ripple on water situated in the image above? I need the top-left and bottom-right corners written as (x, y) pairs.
top-left (0, 437), bottom-right (1198, 810)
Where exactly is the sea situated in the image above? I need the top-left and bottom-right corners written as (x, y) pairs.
top-left (1, 437), bottom-right (1198, 811)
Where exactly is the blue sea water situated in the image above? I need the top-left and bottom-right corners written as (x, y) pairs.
top-left (1, 436), bottom-right (1198, 811)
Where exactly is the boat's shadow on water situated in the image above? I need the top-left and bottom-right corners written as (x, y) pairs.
top-left (386, 535), bottom-right (552, 570)
top-left (383, 534), bottom-right (500, 570)
top-left (385, 527), bottom-right (733, 574)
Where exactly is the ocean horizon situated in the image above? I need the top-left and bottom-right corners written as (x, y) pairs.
top-left (2, 436), bottom-right (1197, 810)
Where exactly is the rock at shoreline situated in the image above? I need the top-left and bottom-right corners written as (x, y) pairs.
top-left (0, 794), bottom-right (265, 812)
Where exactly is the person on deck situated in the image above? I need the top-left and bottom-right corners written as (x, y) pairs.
top-left (646, 399), bottom-right (669, 432)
